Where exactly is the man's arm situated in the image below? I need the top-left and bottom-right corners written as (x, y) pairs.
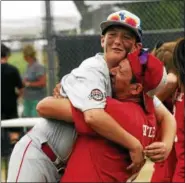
top-left (24, 75), bottom-right (46, 88)
top-left (14, 67), bottom-right (24, 98)
top-left (24, 65), bottom-right (46, 88)
top-left (144, 100), bottom-right (176, 162)
top-left (156, 72), bottom-right (178, 102)
top-left (155, 101), bottom-right (176, 147)
top-left (16, 88), bottom-right (24, 98)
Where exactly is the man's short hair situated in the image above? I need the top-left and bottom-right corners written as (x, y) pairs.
top-left (130, 74), bottom-right (137, 84)
top-left (1, 44), bottom-right (11, 58)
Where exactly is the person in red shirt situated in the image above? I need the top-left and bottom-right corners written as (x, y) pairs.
top-left (37, 49), bottom-right (176, 182)
top-left (172, 90), bottom-right (184, 182)
top-left (172, 38), bottom-right (184, 182)
top-left (61, 55), bottom-right (157, 182)
top-left (61, 97), bottom-right (156, 182)
top-left (149, 38), bottom-right (184, 182)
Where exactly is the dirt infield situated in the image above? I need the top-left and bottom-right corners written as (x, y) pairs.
top-left (1, 158), bottom-right (7, 182)
top-left (1, 159), bottom-right (155, 182)
top-left (133, 159), bottom-right (154, 182)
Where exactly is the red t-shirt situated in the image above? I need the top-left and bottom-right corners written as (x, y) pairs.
top-left (61, 97), bottom-right (157, 182)
top-left (152, 90), bottom-right (184, 183)
top-left (172, 91), bottom-right (184, 182)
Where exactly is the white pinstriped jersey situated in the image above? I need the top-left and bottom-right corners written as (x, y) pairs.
top-left (60, 53), bottom-right (112, 112)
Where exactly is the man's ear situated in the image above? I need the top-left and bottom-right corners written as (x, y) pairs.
top-left (110, 66), bottom-right (118, 76)
top-left (130, 83), bottom-right (143, 95)
top-left (130, 42), bottom-right (143, 53)
top-left (101, 35), bottom-right (105, 48)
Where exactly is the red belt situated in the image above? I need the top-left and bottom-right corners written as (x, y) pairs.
top-left (41, 143), bottom-right (66, 174)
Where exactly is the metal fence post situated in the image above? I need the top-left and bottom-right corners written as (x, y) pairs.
top-left (44, 0), bottom-right (56, 95)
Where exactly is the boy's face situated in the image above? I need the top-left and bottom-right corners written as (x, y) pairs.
top-left (101, 26), bottom-right (137, 68)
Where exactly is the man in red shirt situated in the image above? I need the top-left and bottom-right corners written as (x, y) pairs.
top-left (62, 98), bottom-right (156, 182)
top-left (37, 49), bottom-right (176, 182)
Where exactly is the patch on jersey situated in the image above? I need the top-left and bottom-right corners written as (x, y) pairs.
top-left (89, 89), bottom-right (104, 101)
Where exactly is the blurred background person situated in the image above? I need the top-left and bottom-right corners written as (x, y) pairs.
top-left (151, 38), bottom-right (184, 182)
top-left (171, 38), bottom-right (184, 182)
top-left (22, 44), bottom-right (47, 117)
top-left (1, 44), bottom-right (24, 149)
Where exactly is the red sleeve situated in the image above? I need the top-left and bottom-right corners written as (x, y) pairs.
top-left (71, 105), bottom-right (96, 135)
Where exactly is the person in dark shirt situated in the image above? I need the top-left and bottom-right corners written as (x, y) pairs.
top-left (1, 44), bottom-right (24, 152)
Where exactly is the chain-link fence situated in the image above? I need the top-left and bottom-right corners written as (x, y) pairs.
top-left (2, 0), bottom-right (184, 84)
top-left (55, 0), bottom-right (184, 80)
top-left (54, 35), bottom-right (102, 80)
top-left (80, 0), bottom-right (184, 35)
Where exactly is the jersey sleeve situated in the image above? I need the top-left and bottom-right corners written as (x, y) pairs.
top-left (153, 96), bottom-right (162, 108)
top-left (61, 67), bottom-right (107, 112)
top-left (71, 104), bottom-right (97, 135)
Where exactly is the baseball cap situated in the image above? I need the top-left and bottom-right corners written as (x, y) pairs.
top-left (100, 10), bottom-right (142, 42)
top-left (127, 49), bottom-right (167, 112)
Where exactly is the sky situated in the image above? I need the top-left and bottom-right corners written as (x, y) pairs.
top-left (1, 0), bottom-right (147, 37)
top-left (84, 1), bottom-right (125, 6)
top-left (1, 1), bottom-right (129, 21)
top-left (1, 1), bottom-right (81, 21)
top-left (1, 1), bottom-right (82, 37)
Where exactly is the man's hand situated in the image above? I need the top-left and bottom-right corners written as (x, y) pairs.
top-left (25, 81), bottom-right (31, 87)
top-left (53, 83), bottom-right (63, 98)
top-left (144, 141), bottom-right (171, 162)
top-left (127, 142), bottom-right (145, 173)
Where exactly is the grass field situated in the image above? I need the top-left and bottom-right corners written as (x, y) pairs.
top-left (7, 51), bottom-right (58, 86)
top-left (1, 157), bottom-right (154, 182)
top-left (1, 158), bottom-right (8, 182)
top-left (8, 52), bottom-right (28, 75)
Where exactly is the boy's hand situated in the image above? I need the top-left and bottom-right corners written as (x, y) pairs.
top-left (127, 142), bottom-right (145, 173)
top-left (53, 83), bottom-right (62, 98)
